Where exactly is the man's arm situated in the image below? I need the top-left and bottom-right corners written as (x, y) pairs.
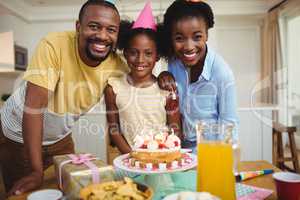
top-left (104, 85), bottom-right (131, 154)
top-left (9, 82), bottom-right (50, 196)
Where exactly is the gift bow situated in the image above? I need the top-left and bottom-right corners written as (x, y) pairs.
top-left (68, 154), bottom-right (95, 164)
top-left (58, 154), bottom-right (100, 190)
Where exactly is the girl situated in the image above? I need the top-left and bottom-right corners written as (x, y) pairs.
top-left (158, 0), bottom-right (238, 152)
top-left (104, 2), bottom-right (182, 154)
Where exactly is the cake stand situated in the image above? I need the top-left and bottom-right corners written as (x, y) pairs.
top-left (113, 152), bottom-right (197, 193)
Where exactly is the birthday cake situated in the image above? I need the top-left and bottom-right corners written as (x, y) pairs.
top-left (129, 129), bottom-right (182, 170)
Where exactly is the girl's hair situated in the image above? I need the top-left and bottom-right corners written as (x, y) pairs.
top-left (160, 0), bottom-right (215, 60)
top-left (117, 20), bottom-right (163, 56)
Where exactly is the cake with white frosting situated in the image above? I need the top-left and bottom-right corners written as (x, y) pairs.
top-left (129, 129), bottom-right (182, 169)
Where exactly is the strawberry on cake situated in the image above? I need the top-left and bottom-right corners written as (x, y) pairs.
top-left (129, 129), bottom-right (182, 170)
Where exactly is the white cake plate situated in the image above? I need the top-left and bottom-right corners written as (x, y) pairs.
top-left (113, 152), bottom-right (197, 192)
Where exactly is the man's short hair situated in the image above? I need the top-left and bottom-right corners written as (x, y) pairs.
top-left (78, 0), bottom-right (119, 22)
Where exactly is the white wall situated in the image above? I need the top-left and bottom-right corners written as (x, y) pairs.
top-left (0, 14), bottom-right (30, 52)
top-left (288, 16), bottom-right (300, 112)
top-left (212, 16), bottom-right (263, 108)
top-left (0, 14), bottom-right (75, 59)
top-left (287, 15), bottom-right (300, 148)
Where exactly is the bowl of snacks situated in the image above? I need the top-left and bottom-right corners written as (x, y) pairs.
top-left (79, 177), bottom-right (153, 200)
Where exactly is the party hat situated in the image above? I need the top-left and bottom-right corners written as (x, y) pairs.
top-left (105, 0), bottom-right (116, 5)
top-left (132, 1), bottom-right (157, 31)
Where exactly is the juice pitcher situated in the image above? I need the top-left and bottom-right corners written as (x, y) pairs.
top-left (196, 121), bottom-right (236, 200)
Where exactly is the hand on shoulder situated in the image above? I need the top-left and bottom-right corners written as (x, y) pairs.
top-left (158, 71), bottom-right (177, 93)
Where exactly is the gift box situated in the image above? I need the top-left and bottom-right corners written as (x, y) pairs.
top-left (53, 153), bottom-right (115, 199)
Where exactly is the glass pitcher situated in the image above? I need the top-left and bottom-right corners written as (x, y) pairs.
top-left (196, 121), bottom-right (237, 200)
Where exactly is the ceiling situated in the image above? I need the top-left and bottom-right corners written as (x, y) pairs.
top-left (0, 4), bottom-right (9, 13)
top-left (0, 0), bottom-right (284, 21)
top-left (21, 0), bottom-right (283, 8)
top-left (23, 0), bottom-right (85, 7)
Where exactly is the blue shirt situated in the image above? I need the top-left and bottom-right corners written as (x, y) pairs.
top-left (168, 46), bottom-right (239, 145)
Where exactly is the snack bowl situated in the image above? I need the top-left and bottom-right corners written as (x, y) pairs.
top-left (136, 181), bottom-right (154, 200)
top-left (273, 172), bottom-right (300, 200)
top-left (79, 177), bottom-right (153, 200)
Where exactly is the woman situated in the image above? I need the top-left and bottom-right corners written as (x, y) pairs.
top-left (158, 0), bottom-right (238, 152)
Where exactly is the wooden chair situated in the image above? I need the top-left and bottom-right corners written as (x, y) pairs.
top-left (272, 122), bottom-right (300, 173)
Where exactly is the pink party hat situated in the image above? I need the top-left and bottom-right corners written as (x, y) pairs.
top-left (132, 1), bottom-right (157, 31)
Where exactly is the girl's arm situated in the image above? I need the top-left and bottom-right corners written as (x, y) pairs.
top-left (165, 92), bottom-right (183, 140)
top-left (104, 85), bottom-right (131, 154)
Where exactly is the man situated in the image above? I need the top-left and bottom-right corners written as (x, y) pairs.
top-left (0, 0), bottom-right (128, 196)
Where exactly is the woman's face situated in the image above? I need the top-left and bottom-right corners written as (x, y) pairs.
top-left (124, 34), bottom-right (158, 79)
top-left (171, 16), bottom-right (208, 68)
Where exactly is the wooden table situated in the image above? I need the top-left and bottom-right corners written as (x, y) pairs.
top-left (8, 160), bottom-right (280, 200)
top-left (238, 160), bottom-right (280, 200)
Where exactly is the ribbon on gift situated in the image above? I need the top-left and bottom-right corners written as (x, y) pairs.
top-left (58, 154), bottom-right (100, 190)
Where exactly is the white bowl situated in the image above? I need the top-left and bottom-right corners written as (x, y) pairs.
top-left (27, 189), bottom-right (62, 200)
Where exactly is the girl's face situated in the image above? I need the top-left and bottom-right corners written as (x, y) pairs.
top-left (171, 16), bottom-right (208, 68)
top-left (124, 34), bottom-right (158, 79)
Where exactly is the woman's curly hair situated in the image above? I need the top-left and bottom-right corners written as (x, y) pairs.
top-left (160, 0), bottom-right (215, 60)
top-left (117, 20), bottom-right (164, 56)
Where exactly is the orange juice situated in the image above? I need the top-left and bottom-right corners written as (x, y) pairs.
top-left (197, 142), bottom-right (236, 200)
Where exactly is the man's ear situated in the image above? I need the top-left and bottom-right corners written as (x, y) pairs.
top-left (76, 20), bottom-right (80, 33)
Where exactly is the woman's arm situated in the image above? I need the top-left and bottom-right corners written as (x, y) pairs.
top-left (165, 92), bottom-right (183, 140)
top-left (104, 85), bottom-right (131, 154)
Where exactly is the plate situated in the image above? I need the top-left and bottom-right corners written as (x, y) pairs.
top-left (162, 192), bottom-right (220, 200)
top-left (113, 153), bottom-right (197, 174)
top-left (162, 193), bottom-right (178, 200)
top-left (180, 148), bottom-right (193, 153)
top-left (27, 189), bottom-right (62, 200)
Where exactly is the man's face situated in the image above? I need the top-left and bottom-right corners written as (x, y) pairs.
top-left (76, 5), bottom-right (120, 66)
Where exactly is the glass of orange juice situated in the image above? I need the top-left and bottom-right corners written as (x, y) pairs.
top-left (196, 121), bottom-right (237, 200)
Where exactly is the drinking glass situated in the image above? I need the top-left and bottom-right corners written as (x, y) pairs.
top-left (196, 121), bottom-right (237, 200)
